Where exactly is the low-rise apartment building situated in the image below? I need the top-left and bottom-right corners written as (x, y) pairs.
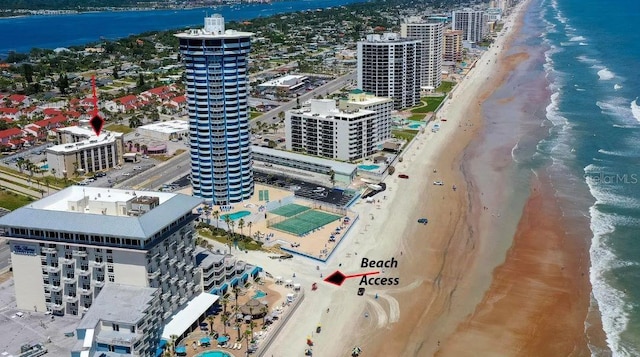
top-left (196, 247), bottom-right (262, 295)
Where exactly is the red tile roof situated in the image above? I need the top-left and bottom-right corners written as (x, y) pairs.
top-left (0, 127), bottom-right (23, 139)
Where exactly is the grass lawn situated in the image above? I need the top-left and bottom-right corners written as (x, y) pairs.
top-left (154, 148), bottom-right (186, 162)
top-left (392, 129), bottom-right (419, 142)
top-left (408, 113), bottom-right (426, 121)
top-left (105, 124), bottom-right (134, 134)
top-left (437, 81), bottom-right (456, 93)
top-left (411, 96), bottom-right (446, 114)
top-left (198, 228), bottom-right (263, 251)
top-left (250, 111), bottom-right (263, 120)
top-left (0, 190), bottom-right (34, 210)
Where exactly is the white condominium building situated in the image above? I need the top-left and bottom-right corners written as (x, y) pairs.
top-left (0, 187), bottom-right (203, 319)
top-left (339, 89), bottom-right (394, 144)
top-left (71, 284), bottom-right (162, 357)
top-left (452, 9), bottom-right (487, 43)
top-left (46, 125), bottom-right (124, 178)
top-left (401, 21), bottom-right (444, 90)
top-left (357, 33), bottom-right (421, 110)
top-left (285, 99), bottom-right (377, 161)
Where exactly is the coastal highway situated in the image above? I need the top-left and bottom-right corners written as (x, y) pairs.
top-left (115, 71), bottom-right (356, 190)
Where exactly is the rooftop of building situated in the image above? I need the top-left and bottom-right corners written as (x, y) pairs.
top-left (175, 14), bottom-right (252, 39)
top-left (343, 90), bottom-right (394, 106)
top-left (360, 33), bottom-right (420, 44)
top-left (257, 74), bottom-right (308, 88)
top-left (293, 99), bottom-right (375, 119)
top-left (77, 283), bottom-right (157, 329)
top-left (252, 145), bottom-right (358, 175)
top-left (138, 119), bottom-right (189, 134)
top-left (47, 129), bottom-right (122, 153)
top-left (0, 187), bottom-right (203, 239)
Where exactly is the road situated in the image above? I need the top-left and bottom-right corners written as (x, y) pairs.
top-left (0, 240), bottom-right (10, 273)
top-left (114, 71), bottom-right (356, 190)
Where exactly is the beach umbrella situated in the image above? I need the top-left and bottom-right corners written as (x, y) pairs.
top-left (174, 346), bottom-right (187, 355)
top-left (217, 336), bottom-right (229, 344)
top-left (200, 337), bottom-right (211, 345)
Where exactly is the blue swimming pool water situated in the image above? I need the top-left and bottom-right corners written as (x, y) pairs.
top-left (253, 290), bottom-right (267, 299)
top-left (220, 210), bottom-right (251, 221)
top-left (40, 164), bottom-right (49, 170)
top-left (408, 123), bottom-right (422, 129)
top-left (196, 351), bottom-right (231, 357)
top-left (358, 165), bottom-right (380, 171)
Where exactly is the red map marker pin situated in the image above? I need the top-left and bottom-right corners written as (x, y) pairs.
top-left (89, 75), bottom-right (104, 136)
top-left (324, 270), bottom-right (380, 286)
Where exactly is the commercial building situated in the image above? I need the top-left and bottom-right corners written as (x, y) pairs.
top-left (256, 74), bottom-right (309, 94)
top-left (339, 89), bottom-right (394, 143)
top-left (251, 145), bottom-right (358, 184)
top-left (357, 33), bottom-right (421, 109)
top-left (137, 120), bottom-right (189, 141)
top-left (401, 21), bottom-right (444, 90)
top-left (46, 126), bottom-right (124, 178)
top-left (285, 99), bottom-right (377, 161)
top-left (443, 30), bottom-right (464, 62)
top-left (176, 15), bottom-right (254, 205)
top-left (452, 9), bottom-right (486, 43)
top-left (0, 187), bottom-right (202, 319)
top-left (71, 284), bottom-right (161, 357)
top-left (195, 247), bottom-right (262, 295)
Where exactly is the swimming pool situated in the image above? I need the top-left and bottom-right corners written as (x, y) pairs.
top-left (408, 123), bottom-right (422, 129)
top-left (196, 351), bottom-right (232, 357)
top-left (220, 211), bottom-right (251, 221)
top-left (253, 290), bottom-right (267, 299)
top-left (358, 165), bottom-right (380, 171)
top-left (40, 164), bottom-right (49, 170)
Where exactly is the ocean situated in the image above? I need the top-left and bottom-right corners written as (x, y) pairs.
top-left (534, 0), bottom-right (640, 355)
top-left (0, 0), bottom-right (367, 57)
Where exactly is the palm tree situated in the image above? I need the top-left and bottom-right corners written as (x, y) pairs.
top-left (224, 216), bottom-right (232, 232)
top-left (248, 307), bottom-right (255, 339)
top-left (233, 286), bottom-right (241, 314)
top-left (329, 169), bottom-right (336, 187)
top-left (228, 221), bottom-right (236, 249)
top-left (221, 313), bottom-right (229, 335)
top-left (270, 123), bottom-right (278, 134)
top-left (238, 218), bottom-right (245, 237)
top-left (51, 168), bottom-right (57, 178)
top-left (247, 221), bottom-right (253, 238)
top-left (212, 210), bottom-right (220, 229)
top-left (235, 320), bottom-right (242, 341)
top-left (203, 206), bottom-right (212, 225)
top-left (206, 314), bottom-right (216, 333)
top-left (261, 305), bottom-right (269, 325)
top-left (16, 157), bottom-right (26, 173)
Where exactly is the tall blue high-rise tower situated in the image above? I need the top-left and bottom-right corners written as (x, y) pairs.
top-left (176, 15), bottom-right (254, 205)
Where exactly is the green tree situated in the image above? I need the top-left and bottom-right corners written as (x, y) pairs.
top-left (206, 314), bottom-right (216, 332)
top-left (238, 218), bottom-right (245, 237)
top-left (22, 64), bottom-right (33, 83)
top-left (137, 73), bottom-right (145, 88)
top-left (212, 210), bottom-right (220, 229)
top-left (57, 73), bottom-right (69, 94)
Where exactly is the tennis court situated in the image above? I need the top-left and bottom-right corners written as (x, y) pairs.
top-left (270, 203), bottom-right (310, 217)
top-left (258, 190), bottom-right (270, 201)
top-left (271, 209), bottom-right (341, 236)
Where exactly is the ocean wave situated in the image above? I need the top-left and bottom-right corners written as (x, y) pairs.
top-left (570, 35), bottom-right (586, 41)
top-left (576, 88), bottom-right (586, 92)
top-left (588, 206), bottom-right (634, 356)
top-left (597, 149), bottom-right (637, 158)
top-left (597, 98), bottom-right (636, 124)
top-left (631, 98), bottom-right (640, 123)
top-left (614, 84), bottom-right (623, 90)
top-left (597, 68), bottom-right (615, 80)
top-left (579, 42), bottom-right (588, 46)
top-left (576, 55), bottom-right (598, 64)
top-left (612, 124), bottom-right (638, 129)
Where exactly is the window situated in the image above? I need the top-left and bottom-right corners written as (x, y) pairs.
top-left (112, 324), bottom-right (119, 331)
top-left (108, 276), bottom-right (114, 282)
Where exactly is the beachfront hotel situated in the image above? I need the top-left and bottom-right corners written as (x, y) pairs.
top-left (0, 187), bottom-right (202, 318)
top-left (400, 20), bottom-right (444, 90)
top-left (285, 99), bottom-right (377, 161)
top-left (338, 89), bottom-right (394, 143)
top-left (46, 125), bottom-right (124, 179)
top-left (357, 33), bottom-right (422, 110)
top-left (452, 9), bottom-right (487, 44)
top-left (195, 247), bottom-right (262, 295)
top-left (176, 15), bottom-right (255, 205)
top-left (443, 29), bottom-right (464, 62)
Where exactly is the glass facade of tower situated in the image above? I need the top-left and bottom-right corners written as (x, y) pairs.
top-left (177, 17), bottom-right (254, 205)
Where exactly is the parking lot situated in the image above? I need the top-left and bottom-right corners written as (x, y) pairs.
top-left (0, 279), bottom-right (80, 356)
top-left (254, 171), bottom-right (356, 207)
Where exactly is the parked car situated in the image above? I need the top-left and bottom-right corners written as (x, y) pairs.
top-left (433, 181), bottom-right (444, 185)
top-left (398, 174), bottom-right (409, 179)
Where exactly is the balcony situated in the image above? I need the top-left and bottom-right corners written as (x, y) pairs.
top-left (77, 269), bottom-right (90, 277)
top-left (162, 292), bottom-right (171, 301)
top-left (64, 295), bottom-right (78, 303)
top-left (170, 276), bottom-right (178, 285)
top-left (94, 281), bottom-right (105, 288)
top-left (176, 261), bottom-right (186, 270)
top-left (169, 258), bottom-right (178, 266)
top-left (44, 266), bottom-right (60, 273)
top-left (50, 284), bottom-right (62, 292)
top-left (72, 250), bottom-right (87, 258)
top-left (59, 258), bottom-right (74, 265)
top-left (49, 303), bottom-right (63, 311)
top-left (79, 288), bottom-right (92, 296)
top-left (147, 271), bottom-right (160, 280)
top-left (90, 261), bottom-right (104, 268)
top-left (63, 277), bottom-right (75, 284)
top-left (42, 247), bottom-right (57, 254)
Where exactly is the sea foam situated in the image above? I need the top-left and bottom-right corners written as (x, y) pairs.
top-left (631, 98), bottom-right (640, 123)
top-left (570, 35), bottom-right (586, 41)
top-left (597, 68), bottom-right (615, 80)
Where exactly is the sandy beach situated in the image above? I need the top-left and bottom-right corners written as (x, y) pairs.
top-left (231, 0), bottom-right (607, 356)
